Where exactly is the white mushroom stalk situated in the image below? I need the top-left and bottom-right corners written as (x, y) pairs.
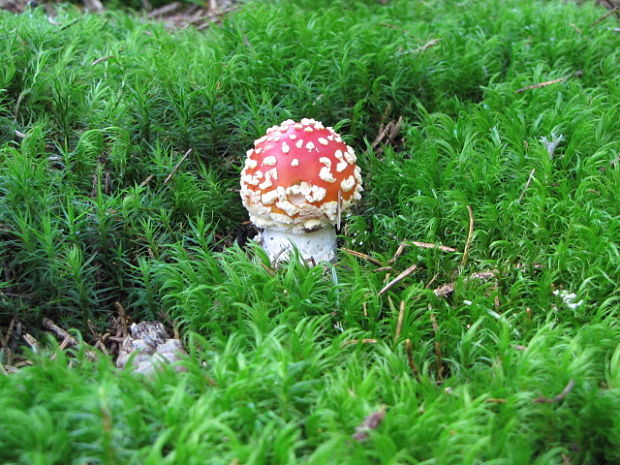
top-left (240, 118), bottom-right (363, 265)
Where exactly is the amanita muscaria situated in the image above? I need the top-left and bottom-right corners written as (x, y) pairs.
top-left (240, 118), bottom-right (363, 264)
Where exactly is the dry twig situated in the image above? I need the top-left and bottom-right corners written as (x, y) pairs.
top-left (533, 379), bottom-right (575, 403)
top-left (460, 205), bottom-right (474, 267)
top-left (405, 338), bottom-right (420, 379)
top-left (515, 71), bottom-right (583, 93)
top-left (163, 148), bottom-right (192, 185)
top-left (341, 247), bottom-right (382, 266)
top-left (341, 338), bottom-right (378, 347)
top-left (429, 312), bottom-right (443, 380)
top-left (378, 263), bottom-right (418, 296)
top-left (393, 300), bottom-right (406, 343)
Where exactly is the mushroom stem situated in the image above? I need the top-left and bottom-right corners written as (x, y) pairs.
top-left (258, 226), bottom-right (337, 265)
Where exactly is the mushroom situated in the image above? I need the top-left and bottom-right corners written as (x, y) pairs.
top-left (240, 118), bottom-right (363, 264)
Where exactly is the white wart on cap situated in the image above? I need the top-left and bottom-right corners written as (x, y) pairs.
top-left (240, 118), bottom-right (363, 233)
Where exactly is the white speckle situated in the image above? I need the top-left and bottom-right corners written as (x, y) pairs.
top-left (242, 174), bottom-right (259, 186)
top-left (335, 136), bottom-right (342, 143)
top-left (344, 150), bottom-right (357, 164)
top-left (258, 178), bottom-right (273, 190)
top-left (301, 118), bottom-right (312, 125)
top-left (282, 142), bottom-right (290, 154)
top-left (306, 141), bottom-right (315, 151)
top-left (295, 139), bottom-right (304, 149)
top-left (281, 119), bottom-right (295, 126)
top-left (314, 122), bottom-right (325, 129)
top-left (246, 149), bottom-right (254, 157)
top-left (276, 186), bottom-right (287, 200)
top-left (291, 159), bottom-right (299, 167)
top-left (265, 145), bottom-right (273, 151)
top-left (261, 190), bottom-right (278, 205)
top-left (289, 134), bottom-right (297, 139)
top-left (340, 175), bottom-right (355, 192)
top-left (294, 123), bottom-right (303, 129)
top-left (318, 138), bottom-right (328, 146)
top-left (311, 185), bottom-right (327, 202)
top-left (304, 127), bottom-right (314, 133)
top-left (267, 168), bottom-right (278, 180)
top-left (300, 182), bottom-right (312, 196)
top-left (245, 158), bottom-right (258, 169)
top-left (336, 161), bottom-right (348, 173)
top-left (276, 200), bottom-right (299, 216)
top-left (319, 157), bottom-right (331, 167)
top-left (255, 148), bottom-right (263, 154)
top-left (255, 171), bottom-right (263, 179)
top-left (319, 167), bottom-right (336, 183)
top-left (256, 136), bottom-right (267, 144)
top-left (273, 136), bottom-right (281, 142)
top-left (327, 135), bottom-right (334, 141)
top-left (263, 156), bottom-right (277, 166)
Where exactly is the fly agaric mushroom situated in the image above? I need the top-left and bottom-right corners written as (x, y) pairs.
top-left (240, 118), bottom-right (362, 264)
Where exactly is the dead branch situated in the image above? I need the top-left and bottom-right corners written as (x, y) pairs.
top-left (533, 379), bottom-right (575, 403)
top-left (378, 263), bottom-right (418, 296)
top-left (163, 148), bottom-right (192, 185)
top-left (429, 312), bottom-right (443, 380)
top-left (405, 338), bottom-right (420, 379)
top-left (460, 205), bottom-right (474, 267)
top-left (393, 300), bottom-right (406, 343)
top-left (515, 71), bottom-right (583, 93)
top-left (341, 247), bottom-right (383, 266)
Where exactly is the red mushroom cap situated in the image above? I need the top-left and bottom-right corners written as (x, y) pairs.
top-left (240, 118), bottom-right (363, 232)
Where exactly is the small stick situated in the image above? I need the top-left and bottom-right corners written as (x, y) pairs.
top-left (429, 312), bottom-right (443, 380)
top-left (518, 168), bottom-right (536, 202)
top-left (591, 7), bottom-right (619, 26)
top-left (22, 333), bottom-right (39, 352)
top-left (259, 262), bottom-right (276, 277)
top-left (138, 174), bottom-right (154, 188)
top-left (405, 338), bottom-right (420, 379)
top-left (336, 190), bottom-right (343, 232)
top-left (362, 302), bottom-right (368, 317)
top-left (341, 247), bottom-right (382, 266)
top-left (91, 55), bottom-right (113, 66)
top-left (485, 398), bottom-right (507, 404)
top-left (113, 302), bottom-right (129, 338)
top-left (409, 241), bottom-right (457, 253)
top-left (373, 266), bottom-right (393, 273)
top-left (393, 300), bottom-right (406, 343)
top-left (533, 379), bottom-right (575, 403)
top-left (341, 338), bottom-right (378, 347)
top-left (388, 242), bottom-right (407, 264)
top-left (515, 71), bottom-right (583, 93)
top-left (42, 318), bottom-right (78, 346)
top-left (460, 205), bottom-right (474, 267)
top-left (425, 272), bottom-right (440, 289)
top-left (163, 149), bottom-right (192, 185)
top-left (378, 263), bottom-right (418, 296)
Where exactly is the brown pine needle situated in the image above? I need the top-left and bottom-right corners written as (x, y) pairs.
top-left (163, 148), bottom-right (192, 185)
top-left (429, 312), bottom-right (443, 380)
top-left (378, 263), bottom-right (418, 296)
top-left (533, 379), bottom-right (576, 403)
top-left (461, 205), bottom-right (474, 267)
top-left (393, 300), bottom-right (406, 343)
top-left (341, 247), bottom-right (382, 266)
top-left (405, 339), bottom-right (420, 379)
top-left (515, 70), bottom-right (583, 93)
top-left (341, 338), bottom-right (378, 347)
top-left (409, 240), bottom-right (457, 253)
